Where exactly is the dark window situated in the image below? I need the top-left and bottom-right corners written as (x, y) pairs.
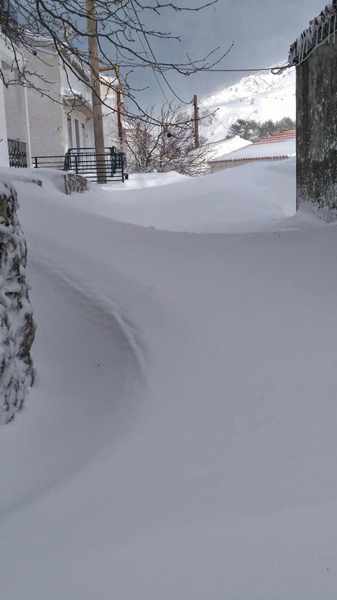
top-left (67, 116), bottom-right (73, 148)
top-left (75, 118), bottom-right (80, 148)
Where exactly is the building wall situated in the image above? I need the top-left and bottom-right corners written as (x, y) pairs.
top-left (297, 40), bottom-right (337, 209)
top-left (4, 77), bottom-right (31, 161)
top-left (101, 78), bottom-right (120, 148)
top-left (25, 48), bottom-right (66, 159)
top-left (61, 63), bottom-right (95, 150)
top-left (0, 76), bottom-right (9, 166)
top-left (26, 48), bottom-right (119, 156)
top-left (63, 106), bottom-right (95, 150)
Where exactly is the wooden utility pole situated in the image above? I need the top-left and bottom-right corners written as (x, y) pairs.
top-left (193, 94), bottom-right (200, 149)
top-left (86, 0), bottom-right (106, 183)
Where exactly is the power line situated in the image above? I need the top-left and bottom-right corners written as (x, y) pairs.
top-left (128, 0), bottom-right (192, 105)
top-left (132, 21), bottom-right (169, 102)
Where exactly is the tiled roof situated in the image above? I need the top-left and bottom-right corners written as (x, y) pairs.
top-left (254, 130), bottom-right (296, 144)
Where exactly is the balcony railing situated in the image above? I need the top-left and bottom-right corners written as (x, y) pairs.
top-left (33, 147), bottom-right (127, 183)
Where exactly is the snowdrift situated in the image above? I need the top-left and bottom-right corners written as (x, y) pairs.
top-left (0, 161), bottom-right (337, 600)
top-left (63, 158), bottom-right (297, 233)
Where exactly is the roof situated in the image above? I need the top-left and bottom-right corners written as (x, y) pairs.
top-left (205, 136), bottom-right (252, 162)
top-left (210, 130), bottom-right (296, 162)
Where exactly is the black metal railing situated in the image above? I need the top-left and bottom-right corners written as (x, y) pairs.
top-left (8, 139), bottom-right (28, 168)
top-left (33, 147), bottom-right (127, 183)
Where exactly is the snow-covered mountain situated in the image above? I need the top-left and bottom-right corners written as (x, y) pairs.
top-left (201, 66), bottom-right (296, 143)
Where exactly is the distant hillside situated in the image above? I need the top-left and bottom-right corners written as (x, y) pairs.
top-left (200, 67), bottom-right (296, 143)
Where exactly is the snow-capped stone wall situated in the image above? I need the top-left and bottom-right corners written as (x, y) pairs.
top-left (296, 36), bottom-right (337, 210)
top-left (0, 182), bottom-right (35, 423)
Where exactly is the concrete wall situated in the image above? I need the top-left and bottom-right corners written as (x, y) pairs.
top-left (26, 49), bottom-right (118, 156)
top-left (26, 48), bottom-right (66, 159)
top-left (297, 40), bottom-right (337, 209)
top-left (101, 79), bottom-right (120, 148)
top-left (4, 78), bottom-right (32, 161)
top-left (63, 105), bottom-right (95, 150)
top-left (0, 35), bottom-right (15, 167)
top-left (0, 76), bottom-right (9, 166)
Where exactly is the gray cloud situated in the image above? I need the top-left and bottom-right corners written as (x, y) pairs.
top-left (127, 0), bottom-right (325, 109)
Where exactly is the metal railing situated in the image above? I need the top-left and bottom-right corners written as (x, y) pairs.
top-left (8, 139), bottom-right (28, 168)
top-left (33, 147), bottom-right (127, 183)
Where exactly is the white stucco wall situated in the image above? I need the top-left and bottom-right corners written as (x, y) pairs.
top-left (24, 41), bottom-right (119, 158)
top-left (60, 63), bottom-right (92, 106)
top-left (0, 77), bottom-right (9, 166)
top-left (63, 105), bottom-right (95, 150)
top-left (101, 77), bottom-right (120, 149)
top-left (25, 46), bottom-right (66, 158)
top-left (4, 78), bottom-right (31, 162)
top-left (0, 35), bottom-right (16, 167)
top-left (62, 69), bottom-right (119, 149)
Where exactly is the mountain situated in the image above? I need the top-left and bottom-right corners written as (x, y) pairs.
top-left (200, 66), bottom-right (296, 143)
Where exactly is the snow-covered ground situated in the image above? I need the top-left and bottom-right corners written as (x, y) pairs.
top-left (201, 67), bottom-right (296, 142)
top-left (56, 160), bottom-right (296, 233)
top-left (1, 161), bottom-right (337, 599)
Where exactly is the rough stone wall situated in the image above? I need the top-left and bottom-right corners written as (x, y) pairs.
top-left (297, 40), bottom-right (337, 209)
top-left (64, 173), bottom-right (88, 195)
top-left (0, 182), bottom-right (35, 424)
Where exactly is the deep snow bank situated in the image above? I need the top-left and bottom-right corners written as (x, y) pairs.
top-left (1, 163), bottom-right (337, 599)
top-left (62, 159), bottom-right (297, 233)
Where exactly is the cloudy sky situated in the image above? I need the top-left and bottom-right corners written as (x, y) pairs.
top-left (128, 0), bottom-right (325, 108)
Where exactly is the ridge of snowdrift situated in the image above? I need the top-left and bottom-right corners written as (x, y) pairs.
top-left (1, 165), bottom-right (337, 599)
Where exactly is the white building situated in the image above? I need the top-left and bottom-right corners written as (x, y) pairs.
top-left (23, 37), bottom-right (120, 160)
top-left (0, 34), bottom-right (31, 167)
top-left (0, 33), bottom-right (120, 169)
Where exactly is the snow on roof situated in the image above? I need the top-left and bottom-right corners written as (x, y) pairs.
top-left (205, 136), bottom-right (252, 162)
top-left (210, 130), bottom-right (296, 162)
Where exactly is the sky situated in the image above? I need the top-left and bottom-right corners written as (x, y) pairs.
top-left (128, 0), bottom-right (325, 108)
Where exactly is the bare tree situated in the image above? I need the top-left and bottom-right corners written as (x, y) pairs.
top-left (126, 103), bottom-right (209, 176)
top-left (0, 0), bottom-right (232, 126)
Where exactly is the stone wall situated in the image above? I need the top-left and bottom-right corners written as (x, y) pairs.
top-left (0, 182), bottom-right (35, 424)
top-left (64, 173), bottom-right (88, 195)
top-left (297, 40), bottom-right (337, 209)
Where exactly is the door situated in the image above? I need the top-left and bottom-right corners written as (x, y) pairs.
top-left (67, 116), bottom-right (73, 149)
top-left (74, 118), bottom-right (80, 148)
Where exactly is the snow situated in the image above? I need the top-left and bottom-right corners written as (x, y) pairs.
top-left (222, 137), bottom-right (296, 160)
top-left (1, 161), bottom-right (337, 599)
top-left (201, 67), bottom-right (296, 142)
top-left (59, 159), bottom-right (296, 233)
top-left (204, 135), bottom-right (252, 161)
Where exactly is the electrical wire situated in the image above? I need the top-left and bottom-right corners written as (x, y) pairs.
top-left (128, 0), bottom-right (192, 105)
top-left (132, 20), bottom-right (169, 102)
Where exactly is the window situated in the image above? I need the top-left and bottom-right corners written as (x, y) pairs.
top-left (67, 116), bottom-right (73, 149)
top-left (74, 119), bottom-right (80, 148)
top-left (81, 123), bottom-right (86, 146)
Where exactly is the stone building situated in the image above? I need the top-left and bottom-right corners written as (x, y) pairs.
top-left (290, 2), bottom-right (337, 210)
